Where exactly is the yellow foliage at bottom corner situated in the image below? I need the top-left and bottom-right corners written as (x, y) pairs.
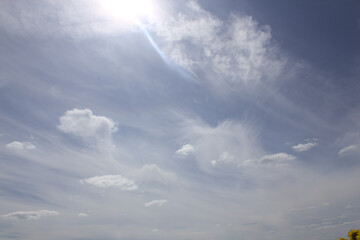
top-left (339, 229), bottom-right (360, 240)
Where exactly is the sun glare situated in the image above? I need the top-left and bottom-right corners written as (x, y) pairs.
top-left (100, 0), bottom-right (155, 24)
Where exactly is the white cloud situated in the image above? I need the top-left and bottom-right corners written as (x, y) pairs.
top-left (175, 144), bottom-right (195, 156)
top-left (180, 119), bottom-right (263, 171)
top-left (145, 199), bottom-right (168, 207)
top-left (244, 153), bottom-right (296, 167)
top-left (58, 108), bottom-right (117, 144)
top-left (2, 210), bottom-right (58, 220)
top-left (134, 164), bottom-right (176, 183)
top-left (78, 213), bottom-right (88, 217)
top-left (292, 139), bottom-right (317, 152)
top-left (152, 228), bottom-right (160, 232)
top-left (338, 144), bottom-right (359, 156)
top-left (152, 0), bottom-right (285, 90)
top-left (5, 141), bottom-right (36, 152)
top-left (218, 151), bottom-right (235, 162)
top-left (80, 175), bottom-right (137, 190)
top-left (211, 151), bottom-right (235, 166)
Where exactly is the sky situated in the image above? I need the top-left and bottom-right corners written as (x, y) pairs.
top-left (0, 0), bottom-right (359, 239)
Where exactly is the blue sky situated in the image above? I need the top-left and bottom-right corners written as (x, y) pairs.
top-left (0, 0), bottom-right (359, 239)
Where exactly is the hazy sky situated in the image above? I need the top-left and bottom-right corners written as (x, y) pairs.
top-left (0, 0), bottom-right (359, 239)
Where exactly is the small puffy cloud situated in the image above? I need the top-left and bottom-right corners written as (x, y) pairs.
top-left (5, 141), bottom-right (36, 152)
top-left (211, 151), bottom-right (235, 166)
top-left (2, 210), bottom-right (58, 220)
top-left (338, 144), bottom-right (359, 156)
top-left (58, 108), bottom-right (117, 143)
top-left (175, 144), bottom-right (195, 156)
top-left (134, 164), bottom-right (176, 183)
top-left (152, 229), bottom-right (160, 232)
top-left (145, 199), bottom-right (168, 207)
top-left (244, 153), bottom-right (296, 167)
top-left (80, 175), bottom-right (137, 190)
top-left (78, 213), bottom-right (88, 217)
top-left (292, 139), bottom-right (318, 152)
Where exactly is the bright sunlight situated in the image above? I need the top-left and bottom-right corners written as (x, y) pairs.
top-left (100, 0), bottom-right (155, 24)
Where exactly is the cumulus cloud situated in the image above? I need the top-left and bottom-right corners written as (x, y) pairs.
top-left (152, 0), bottom-right (285, 90)
top-left (2, 210), bottom-right (58, 220)
top-left (78, 213), bottom-right (88, 217)
top-left (175, 144), bottom-right (195, 156)
top-left (244, 153), bottom-right (296, 167)
top-left (5, 141), bottom-right (36, 152)
top-left (80, 175), bottom-right (137, 190)
top-left (292, 139), bottom-right (318, 152)
top-left (58, 108), bottom-right (117, 144)
top-left (145, 199), bottom-right (168, 207)
top-left (338, 144), bottom-right (359, 156)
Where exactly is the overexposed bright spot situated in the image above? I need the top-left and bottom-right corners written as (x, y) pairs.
top-left (100, 0), bottom-right (155, 24)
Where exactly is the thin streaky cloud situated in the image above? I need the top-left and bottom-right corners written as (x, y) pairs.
top-left (2, 210), bottom-right (58, 220)
top-left (145, 199), bottom-right (168, 207)
top-left (338, 144), bottom-right (359, 156)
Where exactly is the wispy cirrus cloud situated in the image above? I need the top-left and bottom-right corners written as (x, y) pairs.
top-left (134, 164), bottom-right (176, 183)
top-left (211, 151), bottom-right (235, 166)
top-left (78, 213), bottom-right (88, 217)
top-left (338, 144), bottom-right (359, 156)
top-left (179, 118), bottom-right (263, 171)
top-left (244, 152), bottom-right (296, 167)
top-left (2, 210), bottom-right (58, 220)
top-left (152, 0), bottom-right (285, 91)
top-left (0, 0), bottom-right (359, 239)
top-left (145, 199), bottom-right (168, 207)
